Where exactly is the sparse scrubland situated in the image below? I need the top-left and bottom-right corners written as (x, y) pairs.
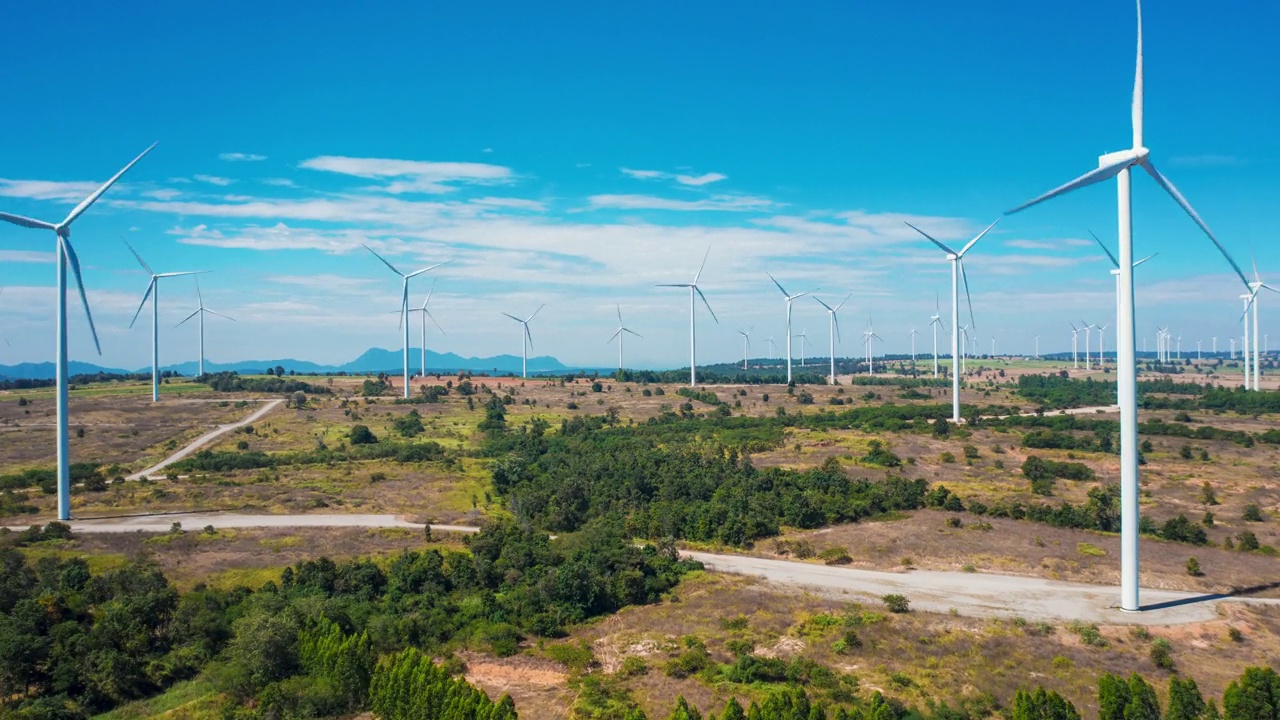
top-left (3, 365), bottom-right (1280, 718)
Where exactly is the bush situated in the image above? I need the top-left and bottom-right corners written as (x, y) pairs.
top-left (1186, 557), bottom-right (1202, 577)
top-left (940, 451), bottom-right (956, 464)
top-left (882, 594), bottom-right (910, 613)
top-left (349, 425), bottom-right (378, 445)
top-left (1150, 638), bottom-right (1175, 670)
top-left (1237, 531), bottom-right (1261, 551)
top-left (618, 656), bottom-right (648, 678)
top-left (1243, 504), bottom-right (1265, 522)
top-left (818, 547), bottom-right (852, 565)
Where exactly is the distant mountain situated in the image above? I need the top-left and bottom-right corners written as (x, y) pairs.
top-left (0, 347), bottom-right (573, 381)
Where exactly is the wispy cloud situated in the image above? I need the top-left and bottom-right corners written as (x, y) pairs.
top-left (621, 167), bottom-right (728, 187)
top-left (194, 175), bottom-right (234, 186)
top-left (587, 193), bottom-right (771, 212)
top-left (0, 179), bottom-right (99, 203)
top-left (267, 273), bottom-right (379, 293)
top-left (0, 250), bottom-right (55, 263)
top-left (1005, 239), bottom-right (1057, 250)
top-left (1169, 154), bottom-right (1244, 168)
top-left (261, 178), bottom-right (297, 188)
top-left (219, 152), bottom-right (267, 162)
top-left (299, 156), bottom-right (514, 194)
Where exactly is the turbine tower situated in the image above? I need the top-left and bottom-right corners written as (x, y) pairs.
top-left (911, 328), bottom-right (920, 374)
top-left (176, 277), bottom-right (235, 378)
top-left (126, 241), bottom-right (205, 403)
top-left (1004, 0), bottom-right (1249, 612)
top-left (656, 247), bottom-right (717, 387)
top-left (406, 281), bottom-right (445, 378)
top-left (502, 305), bottom-right (545, 379)
top-left (794, 329), bottom-right (809, 367)
top-left (1080, 322), bottom-right (1094, 370)
top-left (1243, 256), bottom-right (1280, 391)
top-left (736, 327), bottom-right (753, 370)
top-left (906, 218), bottom-right (999, 422)
top-left (929, 294), bottom-right (946, 377)
top-left (0, 143), bottom-right (155, 520)
top-left (363, 245), bottom-right (448, 399)
top-left (607, 305), bottom-right (641, 371)
top-left (814, 293), bottom-right (851, 385)
top-left (1091, 230), bottom-right (1155, 368)
top-left (768, 273), bottom-right (814, 383)
top-left (862, 321), bottom-right (883, 375)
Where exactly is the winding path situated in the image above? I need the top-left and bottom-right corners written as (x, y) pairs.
top-left (20, 511), bottom-right (1280, 626)
top-left (125, 399), bottom-right (284, 481)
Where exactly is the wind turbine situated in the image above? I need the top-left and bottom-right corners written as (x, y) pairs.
top-left (815, 293), bottom-right (851, 384)
top-left (0, 144), bottom-right (155, 520)
top-left (363, 245), bottom-right (448, 399)
top-left (905, 218), bottom-right (1000, 422)
top-left (1091, 230), bottom-right (1156, 365)
top-left (1099, 325), bottom-right (1110, 366)
top-left (176, 277), bottom-right (234, 378)
top-left (656, 247), bottom-right (717, 387)
top-left (736, 327), bottom-right (753, 371)
top-left (794, 329), bottom-right (809, 367)
top-left (1240, 296), bottom-right (1252, 389)
top-left (125, 242), bottom-right (206, 403)
top-left (607, 305), bottom-right (641, 372)
top-left (929, 294), bottom-right (946, 377)
top-left (1004, 0), bottom-right (1251, 612)
top-left (1069, 324), bottom-right (1080, 369)
top-left (1196, 340), bottom-right (1201, 360)
top-left (990, 336), bottom-right (996, 358)
top-left (766, 336), bottom-right (777, 360)
top-left (768, 273), bottom-right (814, 383)
top-left (1080, 322), bottom-right (1094, 370)
top-left (1034, 335), bottom-right (1040, 360)
top-left (406, 282), bottom-right (445, 378)
top-left (1244, 256), bottom-right (1280, 390)
top-left (862, 321), bottom-right (883, 375)
top-left (911, 328), bottom-right (920, 374)
top-left (958, 325), bottom-right (970, 376)
top-left (502, 305), bottom-right (544, 379)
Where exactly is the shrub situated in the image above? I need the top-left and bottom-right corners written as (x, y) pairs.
top-left (618, 656), bottom-right (648, 678)
top-left (1237, 531), bottom-right (1261, 551)
top-left (882, 594), bottom-right (910, 613)
top-left (1228, 627), bottom-right (1244, 642)
top-left (349, 425), bottom-right (377, 445)
top-left (963, 445), bottom-right (980, 460)
top-left (1243, 504), bottom-right (1265, 522)
top-left (819, 547), bottom-right (852, 565)
top-left (1150, 638), bottom-right (1175, 670)
top-left (940, 451), bottom-right (956, 464)
top-left (1186, 557), bottom-right (1202, 577)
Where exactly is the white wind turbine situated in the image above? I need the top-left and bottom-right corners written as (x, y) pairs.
top-left (911, 328), bottom-right (920, 374)
top-left (607, 305), bottom-right (641, 372)
top-left (406, 282), bottom-right (445, 378)
top-left (363, 245), bottom-right (448, 399)
top-left (1069, 325), bottom-right (1080, 368)
top-left (958, 325), bottom-right (969, 376)
top-left (1099, 325), bottom-right (1110, 366)
top-left (766, 336), bottom-right (777, 360)
top-left (656, 247), bottom-right (718, 387)
top-left (1243, 256), bottom-right (1280, 391)
top-left (862, 321), bottom-right (883, 375)
top-left (502, 305), bottom-right (545, 379)
top-left (176, 277), bottom-right (234, 378)
top-left (814, 293), bottom-right (851, 384)
top-left (736, 327), bottom-right (753, 370)
top-left (767, 273), bottom-right (815, 383)
top-left (794, 329), bottom-right (810, 367)
top-left (126, 241), bottom-right (206, 403)
top-left (0, 143), bottom-right (155, 521)
top-left (906, 219), bottom-right (999, 423)
top-left (1034, 335), bottom-right (1040, 359)
top-left (929, 294), bottom-right (946, 377)
top-left (1005, 0), bottom-right (1250, 612)
top-left (1090, 230), bottom-right (1156, 366)
top-left (1080, 321), bottom-right (1095, 370)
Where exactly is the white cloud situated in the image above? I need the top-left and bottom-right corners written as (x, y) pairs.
top-left (0, 179), bottom-right (99, 203)
top-left (194, 175), bottom-right (234, 186)
top-left (299, 156), bottom-right (514, 194)
top-left (261, 178), bottom-right (297, 187)
top-left (219, 153), bottom-right (267, 162)
top-left (0, 250), bottom-right (55, 263)
top-left (1005, 239), bottom-right (1057, 250)
top-left (621, 168), bottom-right (728, 187)
top-left (469, 197), bottom-right (545, 211)
top-left (142, 189), bottom-right (182, 201)
top-left (267, 274), bottom-right (379, 293)
top-left (587, 194), bottom-right (772, 212)
top-left (675, 172), bottom-right (727, 187)
top-left (482, 148), bottom-right (494, 154)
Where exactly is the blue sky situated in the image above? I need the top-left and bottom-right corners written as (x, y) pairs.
top-left (1, 1), bottom-right (1278, 369)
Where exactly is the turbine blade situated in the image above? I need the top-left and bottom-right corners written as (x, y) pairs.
top-left (525, 323), bottom-right (534, 350)
top-left (129, 278), bottom-right (155, 329)
top-left (792, 291), bottom-right (813, 300)
top-left (59, 237), bottom-right (102, 354)
top-left (904, 221), bottom-right (956, 256)
top-left (655, 283), bottom-right (691, 288)
top-left (616, 304), bottom-right (622, 324)
top-left (1089, 230), bottom-right (1120, 268)
top-left (195, 275), bottom-right (204, 306)
top-left (406, 260), bottom-right (450, 279)
top-left (1140, 160), bottom-right (1249, 288)
top-left (123, 240), bottom-right (154, 275)
top-left (1133, 253), bottom-right (1157, 268)
top-left (960, 259), bottom-right (976, 332)
top-left (0, 212), bottom-right (56, 230)
top-left (362, 244), bottom-right (404, 277)
top-left (1005, 154), bottom-right (1138, 215)
top-left (399, 282), bottom-right (408, 332)
top-left (156, 271), bottom-right (207, 278)
top-left (206, 309), bottom-right (236, 321)
top-left (608, 328), bottom-right (622, 343)
top-left (767, 272), bottom-right (789, 298)
top-left (1252, 252), bottom-right (1261, 285)
top-left (957, 217), bottom-right (1001, 257)
top-left (814, 296), bottom-right (834, 312)
top-left (501, 312), bottom-right (523, 323)
top-left (527, 304), bottom-right (545, 322)
top-left (176, 308), bottom-right (200, 327)
top-left (695, 285), bottom-right (718, 323)
top-left (425, 310), bottom-right (445, 335)
top-left (624, 328), bottom-right (642, 338)
top-left (60, 142), bottom-right (157, 228)
top-left (834, 314), bottom-right (841, 343)
top-left (423, 279), bottom-right (437, 309)
top-left (834, 292), bottom-right (852, 312)
top-left (693, 245), bottom-right (711, 284)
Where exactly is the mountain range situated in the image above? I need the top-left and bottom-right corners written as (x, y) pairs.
top-left (0, 348), bottom-right (573, 381)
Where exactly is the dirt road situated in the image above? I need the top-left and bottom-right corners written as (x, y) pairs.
top-left (15, 511), bottom-right (1278, 625)
top-left (126, 399), bottom-right (284, 481)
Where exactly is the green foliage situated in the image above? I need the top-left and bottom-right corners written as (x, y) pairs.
top-left (1166, 677), bottom-right (1206, 720)
top-left (1149, 638), bottom-right (1175, 672)
top-left (1021, 456), bottom-right (1096, 496)
top-left (1186, 557), bottom-right (1203, 577)
top-left (1243, 504), bottom-right (1265, 522)
top-left (1160, 515), bottom-right (1209, 545)
top-left (882, 594), bottom-right (910, 613)
top-left (862, 440), bottom-right (902, 468)
top-left (369, 647), bottom-right (517, 720)
top-left (393, 409), bottom-right (426, 437)
top-left (1223, 667), bottom-right (1280, 720)
top-left (200, 371), bottom-right (331, 395)
top-left (1012, 686), bottom-right (1080, 720)
top-left (1098, 673), bottom-right (1130, 720)
top-left (350, 424), bottom-right (378, 445)
top-left (1125, 673), bottom-right (1162, 720)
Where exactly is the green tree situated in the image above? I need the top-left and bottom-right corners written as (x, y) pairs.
top-left (1126, 673), bottom-right (1163, 720)
top-left (1101, 673), bottom-right (1133, 720)
top-left (1223, 667), bottom-right (1280, 720)
top-left (349, 424), bottom-right (377, 445)
top-left (1167, 676), bottom-right (1207, 720)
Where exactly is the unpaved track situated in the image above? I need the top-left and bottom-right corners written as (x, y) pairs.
top-left (15, 511), bottom-right (1280, 625)
top-left (126, 399), bottom-right (283, 481)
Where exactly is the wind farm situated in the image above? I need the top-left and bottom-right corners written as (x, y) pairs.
top-left (2, 2), bottom-right (1279, 719)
